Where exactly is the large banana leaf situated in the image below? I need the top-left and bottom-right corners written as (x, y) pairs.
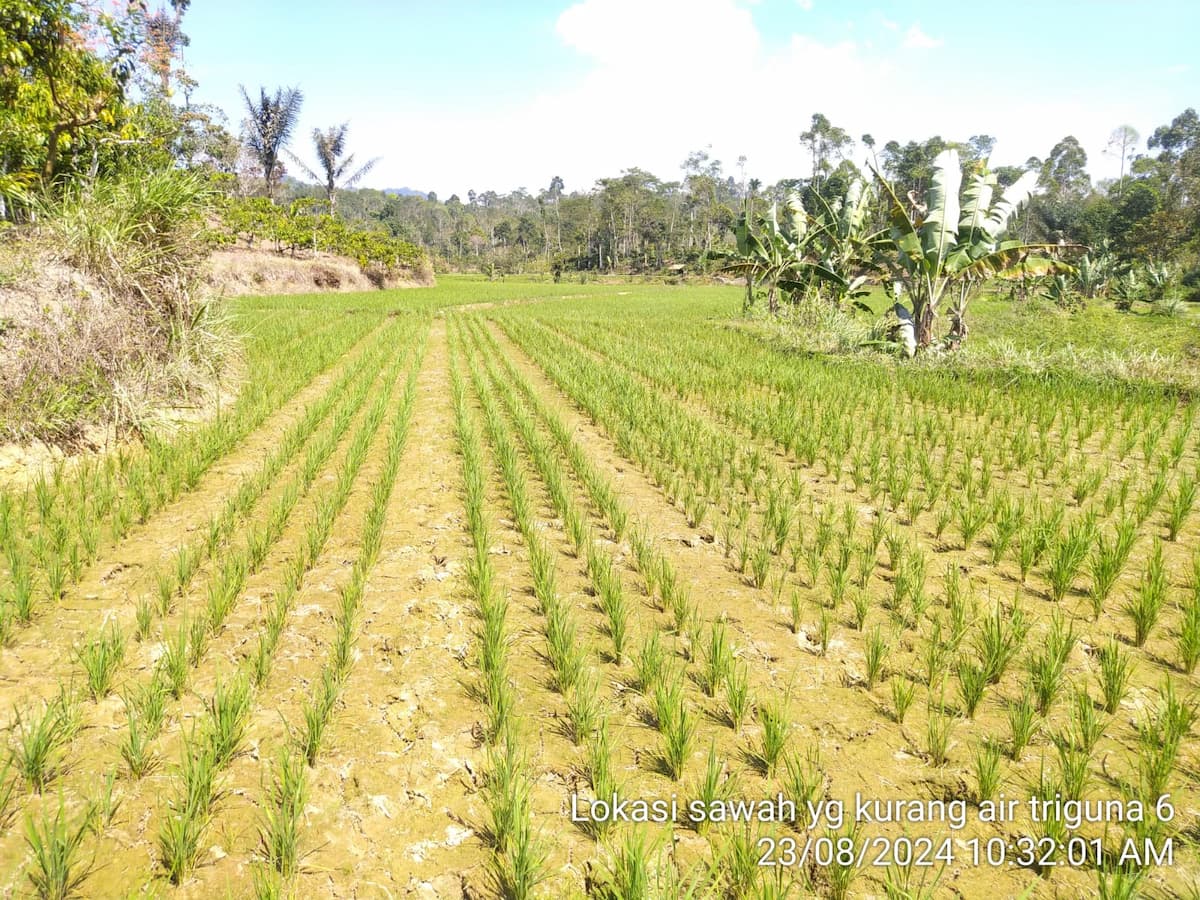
top-left (778, 261), bottom-right (851, 294)
top-left (733, 214), bottom-right (771, 264)
top-left (959, 242), bottom-right (1078, 281)
top-left (981, 170), bottom-right (1038, 241)
top-left (868, 162), bottom-right (924, 273)
top-left (734, 212), bottom-right (751, 256)
top-left (785, 190), bottom-right (808, 242)
top-left (919, 149), bottom-right (962, 272)
top-left (840, 177), bottom-right (873, 239)
top-left (957, 171), bottom-right (996, 246)
top-left (721, 261), bottom-right (764, 278)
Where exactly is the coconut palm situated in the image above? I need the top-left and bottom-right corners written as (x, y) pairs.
top-left (870, 149), bottom-right (1072, 349)
top-left (239, 85), bottom-right (303, 202)
top-left (288, 123), bottom-right (379, 216)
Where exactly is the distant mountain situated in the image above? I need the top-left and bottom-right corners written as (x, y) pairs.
top-left (383, 186), bottom-right (427, 198)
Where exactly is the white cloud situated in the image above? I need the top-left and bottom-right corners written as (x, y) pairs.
top-left (902, 24), bottom-right (942, 49)
top-left (333, 0), bottom-right (1176, 196)
top-left (796, 0), bottom-right (814, 11)
top-left (556, 0), bottom-right (759, 66)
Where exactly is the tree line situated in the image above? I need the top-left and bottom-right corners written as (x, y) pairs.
top-left (301, 113), bottom-right (1198, 288)
top-left (2, 5), bottom-right (1195, 296)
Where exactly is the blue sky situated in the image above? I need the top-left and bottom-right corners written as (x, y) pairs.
top-left (180, 0), bottom-right (1198, 196)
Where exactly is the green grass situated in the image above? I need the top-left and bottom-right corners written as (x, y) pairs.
top-left (966, 293), bottom-right (1199, 366)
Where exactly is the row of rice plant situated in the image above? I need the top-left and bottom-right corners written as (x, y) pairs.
top-left (537, 314), bottom-right (1194, 598)
top-left (3, 325), bottom-right (422, 895)
top-left (1, 320), bottom-right (411, 842)
top-left (492, 309), bottom-right (1199, 895)
top-left (537, 313), bottom-right (1198, 623)
top-left (456, 317), bottom-right (663, 890)
top-left (254, 331), bottom-right (424, 897)
top-left (141, 319), bottom-right (400, 640)
top-left (0, 311), bottom-right (388, 636)
top-left (500, 314), bottom-right (1195, 671)
top-left (511, 312), bottom-right (1200, 723)
top-left (448, 337), bottom-right (545, 898)
top-left (544, 309), bottom-right (1191, 505)
top-left (153, 327), bottom-right (421, 887)
top-left (462, 317), bottom-right (828, 895)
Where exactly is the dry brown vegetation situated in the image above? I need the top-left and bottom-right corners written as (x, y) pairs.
top-left (206, 247), bottom-right (434, 298)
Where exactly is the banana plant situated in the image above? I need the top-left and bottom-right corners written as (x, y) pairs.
top-left (1144, 261), bottom-right (1175, 297)
top-left (1111, 270), bottom-right (1144, 311)
top-left (870, 149), bottom-right (1074, 348)
top-left (726, 201), bottom-right (794, 313)
top-left (724, 190), bottom-right (864, 314)
top-left (1043, 273), bottom-right (1082, 309)
top-left (804, 176), bottom-right (887, 309)
top-left (1074, 251), bottom-right (1112, 298)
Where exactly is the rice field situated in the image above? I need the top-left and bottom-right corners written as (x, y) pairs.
top-left (0, 278), bottom-right (1197, 898)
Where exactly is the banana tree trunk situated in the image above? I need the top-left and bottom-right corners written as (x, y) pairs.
top-left (948, 285), bottom-right (970, 346)
top-left (915, 302), bottom-right (935, 348)
top-left (948, 308), bottom-right (968, 346)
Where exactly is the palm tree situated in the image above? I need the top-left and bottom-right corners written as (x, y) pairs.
top-left (239, 85), bottom-right (303, 202)
top-left (289, 123), bottom-right (378, 216)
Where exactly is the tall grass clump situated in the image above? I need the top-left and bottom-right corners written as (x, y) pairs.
top-left (11, 169), bottom-right (228, 440)
top-left (45, 169), bottom-right (212, 320)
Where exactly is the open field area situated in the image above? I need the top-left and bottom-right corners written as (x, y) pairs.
top-left (6, 0), bottom-right (1199, 894)
top-left (0, 278), bottom-right (1197, 897)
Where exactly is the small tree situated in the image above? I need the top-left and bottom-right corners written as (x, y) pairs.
top-left (239, 85), bottom-right (303, 202)
top-left (288, 123), bottom-right (378, 216)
